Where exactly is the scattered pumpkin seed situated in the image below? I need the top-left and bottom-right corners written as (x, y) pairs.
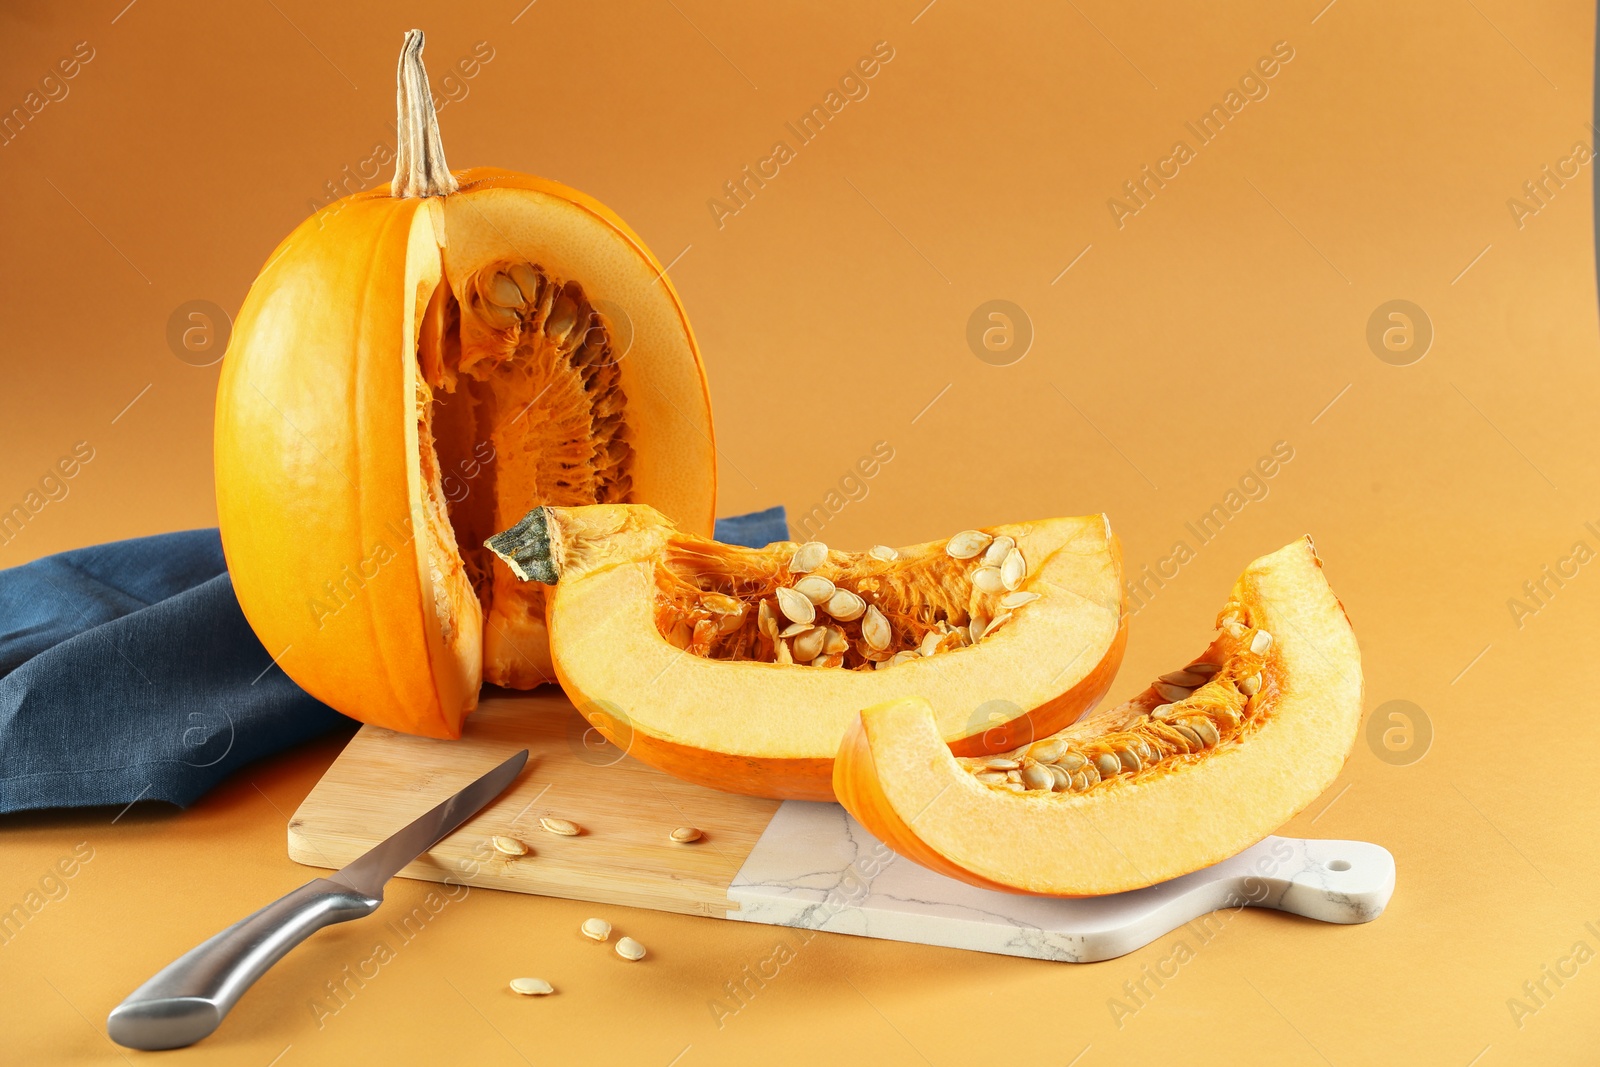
top-left (509, 977), bottom-right (555, 996)
top-left (540, 817), bottom-right (582, 836)
top-left (669, 826), bottom-right (703, 843)
top-left (491, 835), bottom-right (529, 857)
top-left (615, 936), bottom-right (647, 961)
top-left (581, 917), bottom-right (612, 941)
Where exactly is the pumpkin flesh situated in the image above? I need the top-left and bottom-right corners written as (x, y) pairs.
top-left (486, 504), bottom-right (1128, 799)
top-left (832, 538), bottom-right (1362, 896)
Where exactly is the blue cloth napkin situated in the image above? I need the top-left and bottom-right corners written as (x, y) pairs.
top-left (0, 508), bottom-right (789, 815)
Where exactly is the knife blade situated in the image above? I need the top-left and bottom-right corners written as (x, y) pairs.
top-left (107, 748), bottom-right (528, 1051)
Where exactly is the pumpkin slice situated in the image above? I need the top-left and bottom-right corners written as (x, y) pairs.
top-left (484, 503), bottom-right (1127, 800)
top-left (214, 32), bottom-right (715, 738)
top-left (832, 538), bottom-right (1361, 896)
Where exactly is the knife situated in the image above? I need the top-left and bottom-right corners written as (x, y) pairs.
top-left (107, 748), bottom-right (528, 1051)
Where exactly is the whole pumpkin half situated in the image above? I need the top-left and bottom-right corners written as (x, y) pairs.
top-left (215, 32), bottom-right (715, 738)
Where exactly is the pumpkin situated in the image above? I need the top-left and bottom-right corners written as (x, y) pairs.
top-left (483, 503), bottom-right (1128, 800)
top-left (214, 32), bottom-right (715, 738)
top-left (832, 538), bottom-right (1362, 896)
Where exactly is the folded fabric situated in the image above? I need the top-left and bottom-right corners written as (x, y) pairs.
top-left (0, 508), bottom-right (789, 815)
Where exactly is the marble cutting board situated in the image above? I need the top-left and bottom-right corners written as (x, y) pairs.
top-left (289, 690), bottom-right (1395, 962)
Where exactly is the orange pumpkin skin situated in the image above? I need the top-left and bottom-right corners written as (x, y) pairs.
top-left (215, 169), bottom-right (715, 738)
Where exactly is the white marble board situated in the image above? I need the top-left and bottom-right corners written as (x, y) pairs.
top-left (727, 801), bottom-right (1395, 963)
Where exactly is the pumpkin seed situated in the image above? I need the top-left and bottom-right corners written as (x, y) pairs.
top-left (775, 638), bottom-right (793, 664)
top-left (775, 586), bottom-right (816, 625)
top-left (1160, 668), bottom-right (1209, 688)
top-left (793, 626), bottom-right (827, 662)
top-left (999, 590), bottom-right (1040, 610)
top-left (1188, 718), bottom-right (1221, 747)
top-left (981, 536), bottom-right (1015, 568)
top-left (509, 977), bottom-right (555, 996)
top-left (1250, 629), bottom-right (1273, 655)
top-left (982, 757), bottom-right (1020, 770)
top-left (1172, 723), bottom-right (1204, 750)
top-left (1000, 782), bottom-right (1026, 793)
top-left (918, 631), bottom-right (942, 657)
top-left (1005, 769), bottom-right (1022, 784)
top-left (794, 574), bottom-right (836, 605)
top-left (1027, 738), bottom-right (1069, 763)
top-left (1153, 680), bottom-right (1192, 703)
top-left (540, 817), bottom-right (581, 836)
top-left (491, 835), bottom-right (529, 857)
top-left (1151, 703), bottom-right (1177, 722)
top-left (778, 621), bottom-right (810, 638)
top-left (889, 649), bottom-right (920, 666)
top-left (757, 600), bottom-right (778, 642)
top-left (1019, 761), bottom-right (1054, 791)
top-left (969, 613), bottom-right (991, 641)
top-left (822, 626), bottom-right (849, 655)
top-left (790, 541), bottom-right (828, 573)
top-left (1000, 548), bottom-right (1026, 591)
top-left (581, 917), bottom-right (612, 941)
top-left (1240, 673), bottom-right (1262, 697)
top-left (1213, 704), bottom-right (1242, 731)
top-left (1079, 760), bottom-right (1103, 784)
top-left (946, 530), bottom-right (992, 559)
top-left (670, 826), bottom-right (703, 843)
top-left (972, 567), bottom-right (1006, 594)
top-left (868, 544), bottom-right (899, 562)
top-left (974, 770), bottom-right (1009, 785)
top-left (861, 605), bottom-right (891, 650)
top-left (812, 651), bottom-right (845, 668)
top-left (1094, 753), bottom-right (1121, 779)
top-left (823, 589), bottom-right (867, 622)
top-left (1186, 661), bottom-right (1222, 675)
top-left (1070, 769), bottom-right (1094, 791)
top-left (982, 610), bottom-right (1013, 636)
top-left (1047, 764), bottom-right (1073, 791)
top-left (716, 608), bottom-right (746, 635)
top-left (1055, 751), bottom-right (1087, 772)
top-left (666, 621), bottom-right (692, 649)
top-left (1116, 747), bottom-right (1142, 773)
top-left (484, 271), bottom-right (526, 309)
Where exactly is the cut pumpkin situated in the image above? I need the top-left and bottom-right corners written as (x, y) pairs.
top-left (484, 503), bottom-right (1127, 800)
top-left (213, 33), bottom-right (715, 738)
top-left (833, 538), bottom-right (1361, 896)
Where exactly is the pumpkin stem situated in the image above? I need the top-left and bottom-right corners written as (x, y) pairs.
top-left (392, 29), bottom-right (459, 198)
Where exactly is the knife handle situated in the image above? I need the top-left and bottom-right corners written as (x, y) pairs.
top-left (107, 877), bottom-right (381, 1050)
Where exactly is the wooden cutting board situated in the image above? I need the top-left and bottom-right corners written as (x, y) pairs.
top-left (289, 688), bottom-right (1396, 961)
top-left (289, 688), bottom-right (781, 918)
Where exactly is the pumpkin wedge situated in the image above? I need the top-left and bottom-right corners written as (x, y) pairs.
top-left (484, 503), bottom-right (1127, 800)
top-left (214, 32), bottom-right (715, 738)
top-left (833, 538), bottom-right (1361, 896)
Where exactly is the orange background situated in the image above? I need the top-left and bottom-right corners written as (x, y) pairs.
top-left (4, 0), bottom-right (1600, 1063)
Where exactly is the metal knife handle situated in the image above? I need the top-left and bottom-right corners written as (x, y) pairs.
top-left (107, 877), bottom-right (380, 1051)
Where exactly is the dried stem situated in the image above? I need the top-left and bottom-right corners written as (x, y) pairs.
top-left (392, 29), bottom-right (458, 198)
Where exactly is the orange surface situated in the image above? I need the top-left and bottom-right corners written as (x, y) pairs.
top-left (3, 1), bottom-right (1600, 1063)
